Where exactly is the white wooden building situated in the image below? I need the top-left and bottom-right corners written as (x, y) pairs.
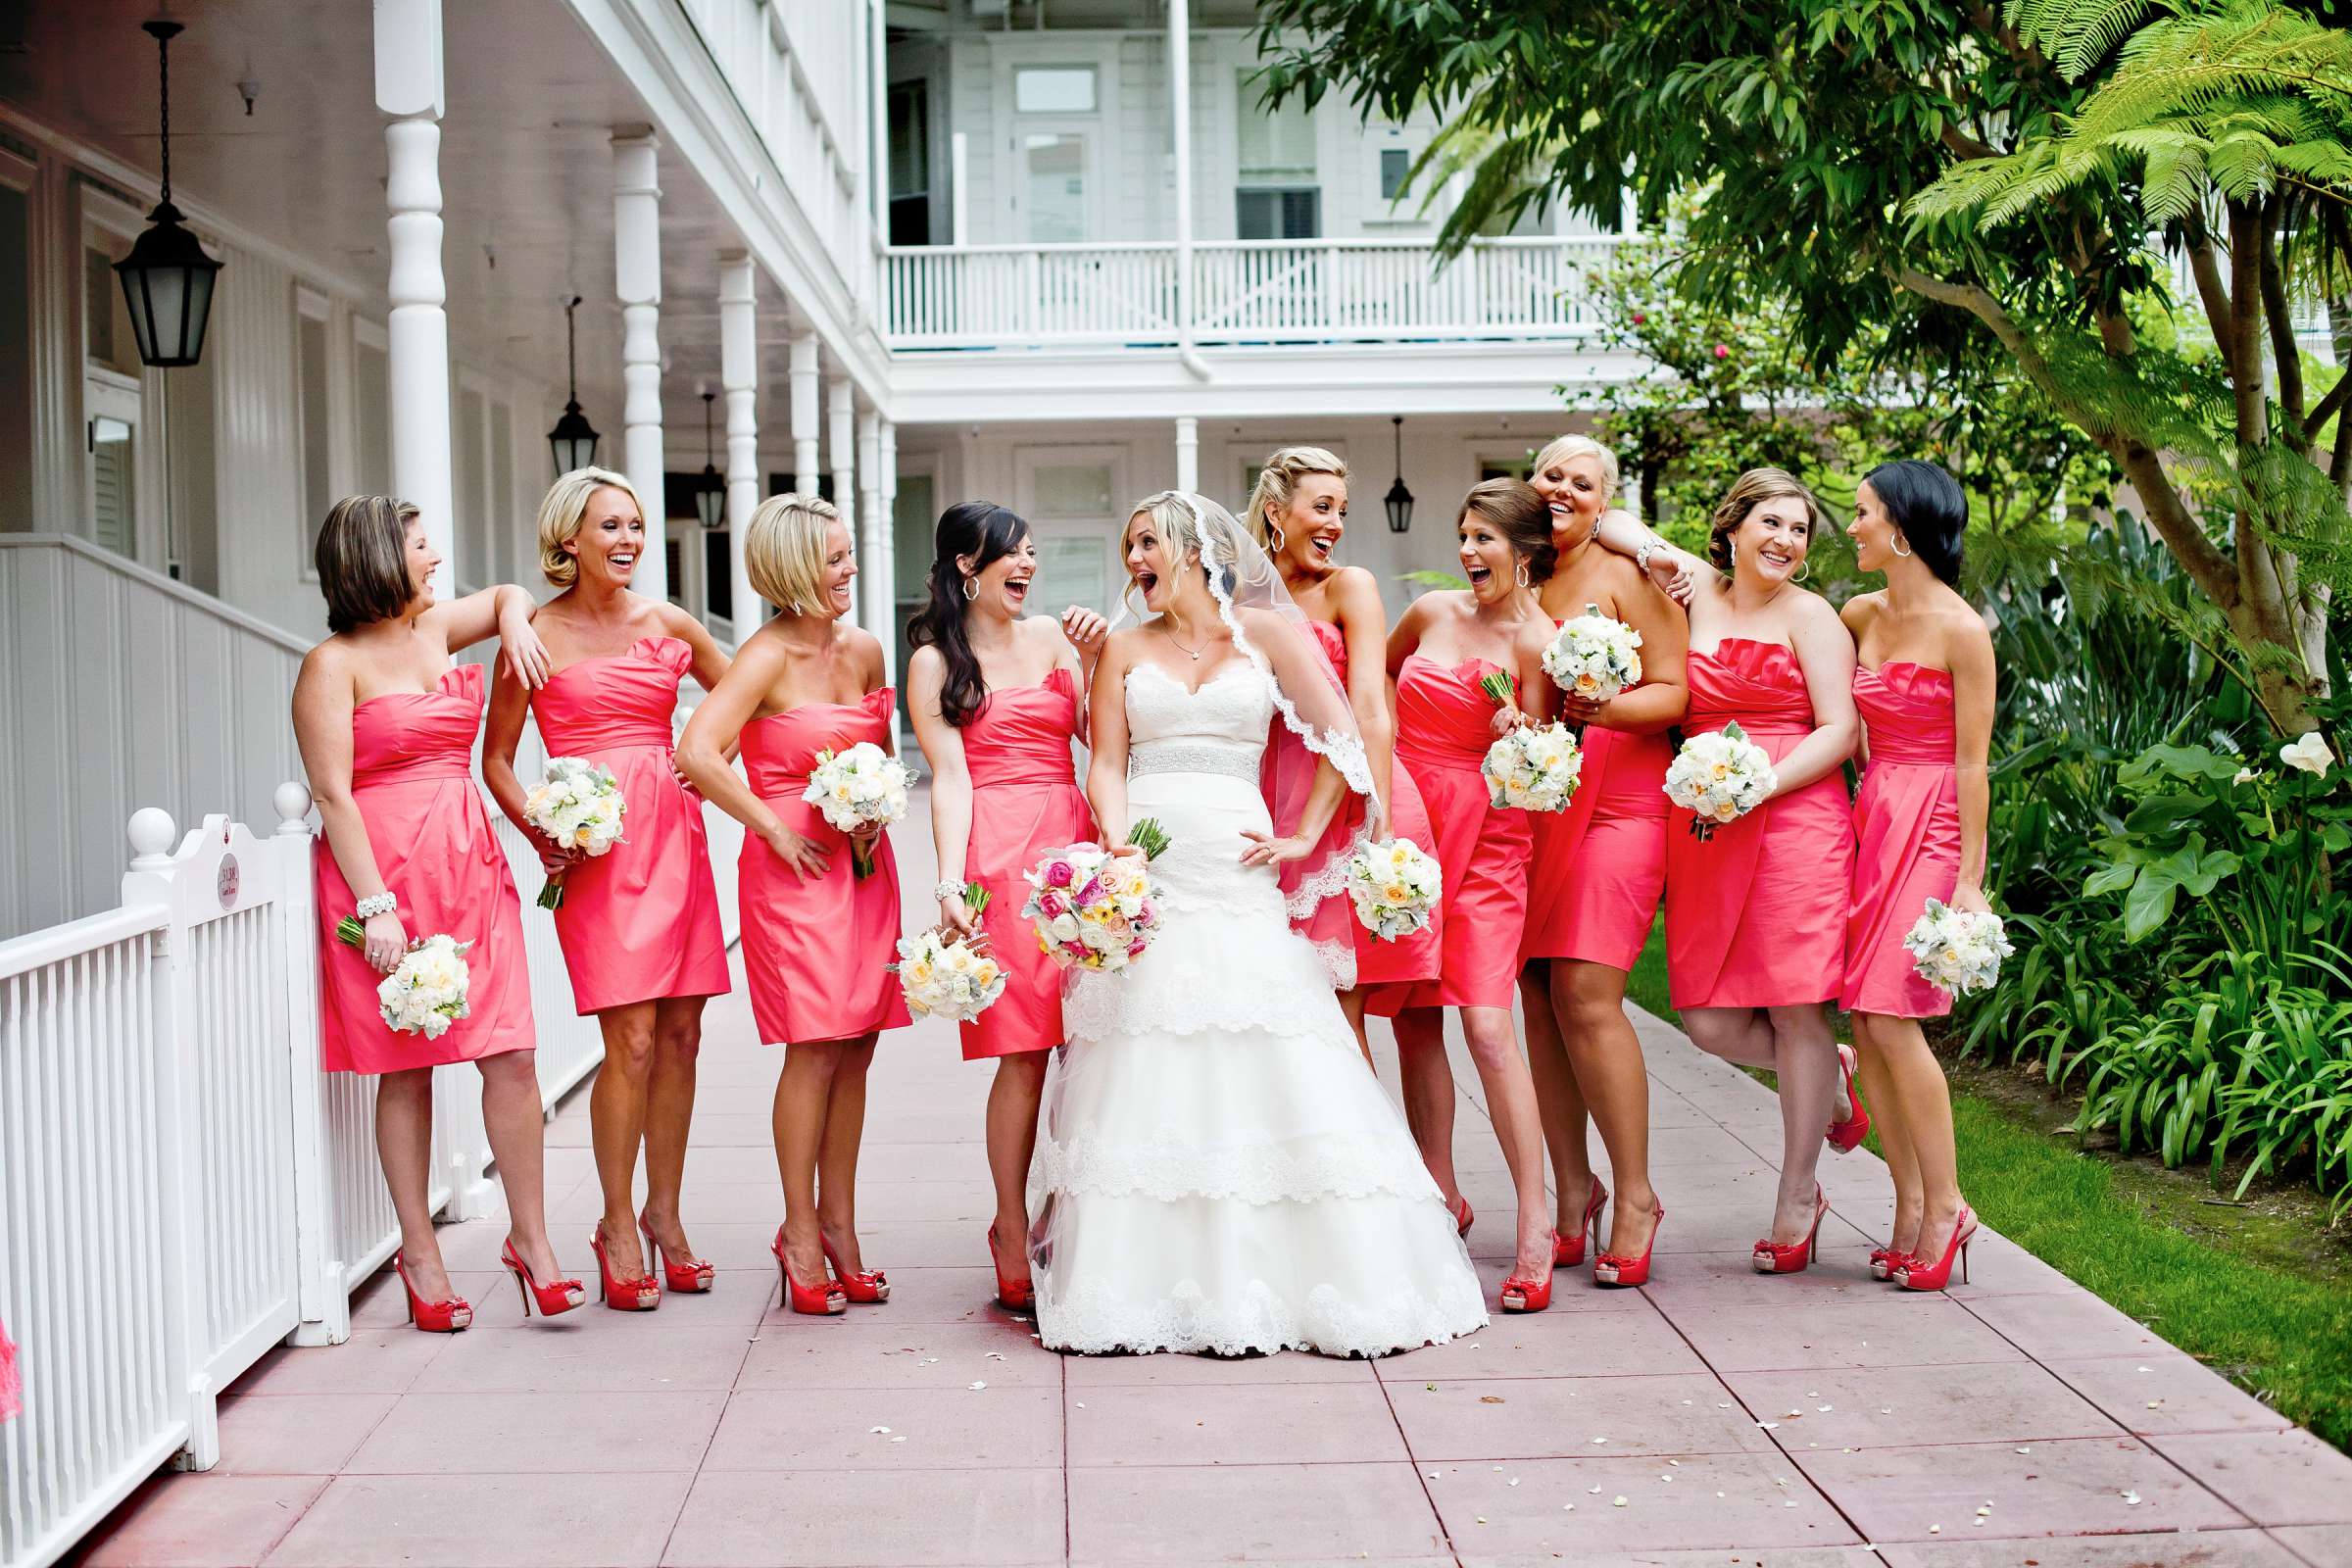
top-left (0, 0), bottom-right (1645, 943)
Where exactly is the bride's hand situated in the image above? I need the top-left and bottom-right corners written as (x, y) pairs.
top-left (1238, 828), bottom-right (1309, 867)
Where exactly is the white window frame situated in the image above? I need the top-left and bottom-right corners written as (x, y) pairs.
top-left (76, 181), bottom-right (161, 569)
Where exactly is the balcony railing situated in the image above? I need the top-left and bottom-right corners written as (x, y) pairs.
top-left (882, 235), bottom-right (1627, 351)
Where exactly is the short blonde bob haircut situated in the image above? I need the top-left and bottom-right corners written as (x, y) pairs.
top-left (1244, 445), bottom-right (1348, 552)
top-left (1531, 433), bottom-right (1620, 502)
top-left (747, 492), bottom-right (843, 614)
top-left (535, 466), bottom-right (644, 588)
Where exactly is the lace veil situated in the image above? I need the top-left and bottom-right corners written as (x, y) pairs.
top-left (1116, 491), bottom-right (1376, 986)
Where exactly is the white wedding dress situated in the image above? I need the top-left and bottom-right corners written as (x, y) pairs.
top-left (1028, 660), bottom-right (1488, 1357)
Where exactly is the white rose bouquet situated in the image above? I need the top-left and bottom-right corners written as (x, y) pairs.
top-left (1543, 604), bottom-right (1644, 705)
top-left (1902, 899), bottom-right (2014, 997)
top-left (335, 918), bottom-right (473, 1039)
top-left (1344, 837), bottom-right (1444, 941)
top-left (1021, 820), bottom-right (1170, 974)
top-left (1663, 722), bottom-right (1777, 841)
top-left (522, 756), bottom-right (627, 908)
top-left (1482, 721), bottom-right (1585, 813)
top-left (802, 741), bottom-right (916, 878)
top-left (892, 885), bottom-right (1007, 1023)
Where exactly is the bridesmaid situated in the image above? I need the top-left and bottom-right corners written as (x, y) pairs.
top-left (1839, 460), bottom-right (1993, 1292)
top-left (677, 494), bottom-right (910, 1315)
top-left (294, 494), bottom-right (582, 1330)
top-left (904, 501), bottom-right (1104, 1310)
top-left (1520, 435), bottom-right (1688, 1285)
top-left (1379, 477), bottom-right (1562, 1311)
top-left (484, 467), bottom-right (732, 1310)
top-left (1248, 446), bottom-right (1444, 1057)
top-left (1599, 470), bottom-right (1861, 1271)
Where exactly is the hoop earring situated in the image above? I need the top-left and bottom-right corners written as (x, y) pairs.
top-left (1793, 559), bottom-right (1811, 584)
top-left (1892, 534), bottom-right (1914, 559)
top-left (1268, 524), bottom-right (1286, 555)
top-left (1514, 560), bottom-right (1531, 590)
top-left (962, 574), bottom-right (979, 602)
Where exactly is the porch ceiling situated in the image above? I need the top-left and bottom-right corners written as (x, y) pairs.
top-left (1, 0), bottom-right (817, 425)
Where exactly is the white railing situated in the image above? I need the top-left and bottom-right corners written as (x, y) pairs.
top-left (882, 235), bottom-right (1626, 351)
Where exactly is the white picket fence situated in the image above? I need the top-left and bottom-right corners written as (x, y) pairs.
top-left (0, 775), bottom-right (744, 1568)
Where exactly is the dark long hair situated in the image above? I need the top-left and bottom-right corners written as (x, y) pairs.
top-left (906, 500), bottom-right (1032, 727)
top-left (1864, 459), bottom-right (1968, 587)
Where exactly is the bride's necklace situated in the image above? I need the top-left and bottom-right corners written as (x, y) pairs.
top-left (1159, 619), bottom-right (1209, 662)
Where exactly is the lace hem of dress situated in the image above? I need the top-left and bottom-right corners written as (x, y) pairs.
top-left (1064, 968), bottom-right (1360, 1043)
top-left (1036, 1273), bottom-right (1487, 1358)
top-left (1030, 1125), bottom-right (1442, 1205)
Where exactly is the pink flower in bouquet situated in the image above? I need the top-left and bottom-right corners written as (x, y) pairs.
top-left (1047, 859), bottom-right (1075, 888)
top-left (1075, 875), bottom-right (1102, 906)
top-left (1037, 890), bottom-right (1068, 918)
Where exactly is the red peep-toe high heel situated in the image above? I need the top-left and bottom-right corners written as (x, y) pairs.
top-left (641, 1214), bottom-right (714, 1295)
top-left (1553, 1180), bottom-right (1609, 1267)
top-left (393, 1250), bottom-right (471, 1333)
top-left (1894, 1205), bottom-right (1978, 1292)
top-left (1826, 1043), bottom-right (1871, 1153)
top-left (1752, 1186), bottom-right (1830, 1274)
top-left (821, 1236), bottom-right (890, 1304)
top-left (589, 1225), bottom-right (659, 1311)
top-left (1500, 1233), bottom-right (1560, 1313)
top-left (1592, 1202), bottom-right (1665, 1288)
top-left (1451, 1196), bottom-right (1475, 1238)
top-left (501, 1239), bottom-right (586, 1318)
top-left (987, 1225), bottom-right (1034, 1311)
top-left (772, 1225), bottom-right (846, 1315)
top-left (1869, 1246), bottom-right (1916, 1282)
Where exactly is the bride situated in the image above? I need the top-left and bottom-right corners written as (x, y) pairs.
top-left (1028, 491), bottom-right (1487, 1357)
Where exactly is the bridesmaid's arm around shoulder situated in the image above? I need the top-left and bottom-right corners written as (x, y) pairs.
top-left (291, 643), bottom-right (404, 973)
top-left (428, 581), bottom-right (554, 690)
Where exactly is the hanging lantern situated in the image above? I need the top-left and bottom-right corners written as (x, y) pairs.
top-left (115, 21), bottom-right (222, 369)
top-left (547, 296), bottom-right (601, 475)
top-left (1384, 416), bottom-right (1414, 534)
top-left (695, 391), bottom-right (724, 529)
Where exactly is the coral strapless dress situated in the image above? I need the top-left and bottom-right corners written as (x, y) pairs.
top-left (1368, 655), bottom-right (1531, 1013)
top-left (314, 663), bottom-right (535, 1074)
top-left (1518, 625), bottom-right (1673, 973)
top-left (738, 688), bottom-right (912, 1047)
top-left (1297, 618), bottom-right (1443, 990)
top-left (957, 668), bottom-right (1095, 1060)
top-left (530, 635), bottom-right (730, 1015)
top-left (1842, 662), bottom-right (1962, 1018)
top-left (1662, 639), bottom-right (1853, 1009)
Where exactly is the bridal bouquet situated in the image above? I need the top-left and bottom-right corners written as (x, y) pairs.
top-left (1022, 819), bottom-right (1170, 974)
top-left (802, 742), bottom-right (916, 878)
top-left (1344, 837), bottom-right (1444, 941)
top-left (1543, 604), bottom-right (1644, 704)
top-left (522, 756), bottom-right (627, 908)
top-left (334, 919), bottom-right (473, 1039)
top-left (892, 885), bottom-right (1007, 1023)
top-left (1482, 722), bottom-right (1585, 813)
top-left (1902, 899), bottom-right (2014, 997)
top-left (1664, 722), bottom-right (1777, 841)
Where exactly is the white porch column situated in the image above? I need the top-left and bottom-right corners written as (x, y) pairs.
top-left (719, 251), bottom-right (760, 634)
top-left (868, 0), bottom-right (890, 234)
top-left (613, 129), bottom-right (667, 602)
top-left (374, 0), bottom-right (454, 578)
top-left (790, 333), bottom-right (820, 491)
top-left (877, 418), bottom-right (899, 684)
top-left (1170, 0), bottom-right (1193, 351)
top-left (858, 408), bottom-right (884, 642)
top-left (829, 378), bottom-right (858, 575)
top-left (1174, 416), bottom-right (1200, 494)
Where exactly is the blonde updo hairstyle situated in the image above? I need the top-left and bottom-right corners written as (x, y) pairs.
top-left (746, 492), bottom-right (841, 615)
top-left (1708, 466), bottom-right (1827, 570)
top-left (1532, 433), bottom-right (1621, 503)
top-left (1245, 445), bottom-right (1348, 553)
top-left (535, 466), bottom-right (644, 589)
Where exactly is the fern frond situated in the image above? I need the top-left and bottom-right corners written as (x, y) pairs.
top-left (2004, 0), bottom-right (2169, 82)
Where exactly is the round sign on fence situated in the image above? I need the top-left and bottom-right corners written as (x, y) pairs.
top-left (217, 854), bottom-right (239, 909)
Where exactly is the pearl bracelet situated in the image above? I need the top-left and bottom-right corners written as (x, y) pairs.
top-left (1635, 540), bottom-right (1660, 574)
top-left (932, 879), bottom-right (966, 904)
top-left (354, 891), bottom-right (397, 919)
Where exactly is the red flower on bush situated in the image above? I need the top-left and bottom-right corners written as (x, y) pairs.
top-left (1713, 343), bottom-right (1730, 360)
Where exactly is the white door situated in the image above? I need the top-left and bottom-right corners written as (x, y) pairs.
top-left (1014, 449), bottom-right (1126, 622)
top-left (1016, 127), bottom-right (1092, 243)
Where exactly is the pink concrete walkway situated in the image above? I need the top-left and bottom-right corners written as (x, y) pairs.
top-left (79, 837), bottom-right (2352, 1566)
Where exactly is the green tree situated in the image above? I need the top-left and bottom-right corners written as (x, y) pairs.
top-left (1257, 0), bottom-right (2352, 735)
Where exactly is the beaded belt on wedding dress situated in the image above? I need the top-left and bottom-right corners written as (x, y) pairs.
top-left (1128, 740), bottom-right (1260, 785)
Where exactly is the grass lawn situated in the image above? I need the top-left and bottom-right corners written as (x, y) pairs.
top-left (1620, 921), bottom-right (2352, 1451)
